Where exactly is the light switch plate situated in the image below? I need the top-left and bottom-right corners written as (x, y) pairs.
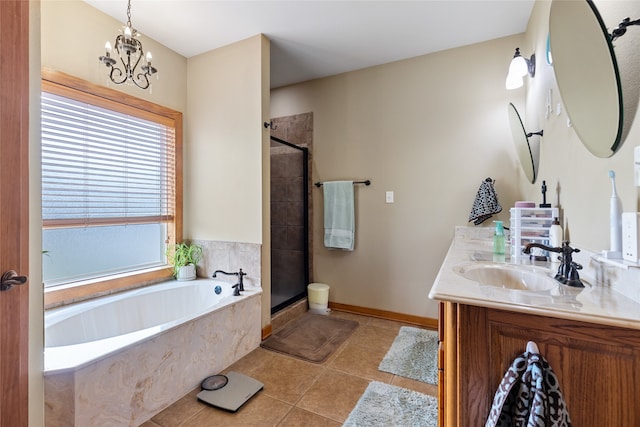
top-left (622, 212), bottom-right (640, 262)
top-left (385, 191), bottom-right (394, 203)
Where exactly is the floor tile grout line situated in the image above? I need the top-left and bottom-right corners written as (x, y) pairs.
top-left (149, 312), bottom-right (437, 426)
top-left (285, 322), bottom-right (371, 423)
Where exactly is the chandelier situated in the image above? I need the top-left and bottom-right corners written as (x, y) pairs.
top-left (98, 0), bottom-right (157, 90)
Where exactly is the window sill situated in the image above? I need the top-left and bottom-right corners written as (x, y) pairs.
top-left (44, 266), bottom-right (173, 309)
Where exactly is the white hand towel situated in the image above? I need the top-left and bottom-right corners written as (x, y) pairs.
top-left (323, 181), bottom-right (355, 250)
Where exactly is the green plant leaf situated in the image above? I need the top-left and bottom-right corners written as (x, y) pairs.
top-left (166, 242), bottom-right (203, 278)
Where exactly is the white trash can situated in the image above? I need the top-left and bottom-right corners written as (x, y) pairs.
top-left (307, 283), bottom-right (330, 314)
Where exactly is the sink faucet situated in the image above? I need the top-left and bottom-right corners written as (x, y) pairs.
top-left (523, 241), bottom-right (585, 288)
top-left (212, 269), bottom-right (247, 296)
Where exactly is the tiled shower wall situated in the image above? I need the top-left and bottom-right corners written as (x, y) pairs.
top-left (270, 113), bottom-right (313, 309)
top-left (270, 146), bottom-right (306, 308)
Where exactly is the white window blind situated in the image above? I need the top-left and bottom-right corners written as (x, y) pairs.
top-left (41, 91), bottom-right (176, 228)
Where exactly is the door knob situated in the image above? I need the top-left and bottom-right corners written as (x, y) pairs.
top-left (1, 270), bottom-right (28, 291)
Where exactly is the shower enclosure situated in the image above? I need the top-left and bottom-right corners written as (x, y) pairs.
top-left (270, 135), bottom-right (309, 314)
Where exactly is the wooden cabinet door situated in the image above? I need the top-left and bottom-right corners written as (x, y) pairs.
top-left (486, 309), bottom-right (640, 427)
top-left (0, 1), bottom-right (30, 425)
top-left (450, 304), bottom-right (640, 426)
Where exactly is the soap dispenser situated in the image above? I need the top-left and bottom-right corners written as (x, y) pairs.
top-left (493, 220), bottom-right (505, 255)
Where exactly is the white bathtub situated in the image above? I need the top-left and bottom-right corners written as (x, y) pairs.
top-left (44, 279), bottom-right (262, 426)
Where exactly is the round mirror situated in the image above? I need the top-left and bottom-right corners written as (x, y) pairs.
top-left (549, 0), bottom-right (640, 158)
top-left (508, 103), bottom-right (540, 184)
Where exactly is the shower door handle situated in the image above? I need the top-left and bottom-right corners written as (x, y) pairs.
top-left (1, 270), bottom-right (28, 292)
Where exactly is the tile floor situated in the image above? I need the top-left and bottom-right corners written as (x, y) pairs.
top-left (141, 311), bottom-right (438, 426)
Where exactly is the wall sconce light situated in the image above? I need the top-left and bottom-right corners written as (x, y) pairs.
top-left (506, 48), bottom-right (536, 90)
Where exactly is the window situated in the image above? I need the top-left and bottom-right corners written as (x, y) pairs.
top-left (41, 71), bottom-right (183, 305)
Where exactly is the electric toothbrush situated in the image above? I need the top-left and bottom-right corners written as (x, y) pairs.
top-left (606, 170), bottom-right (622, 258)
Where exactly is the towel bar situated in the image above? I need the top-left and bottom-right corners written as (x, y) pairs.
top-left (314, 180), bottom-right (371, 187)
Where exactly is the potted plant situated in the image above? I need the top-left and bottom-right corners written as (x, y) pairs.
top-left (166, 242), bottom-right (203, 281)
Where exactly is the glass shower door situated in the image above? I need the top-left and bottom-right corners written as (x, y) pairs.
top-left (270, 136), bottom-right (309, 313)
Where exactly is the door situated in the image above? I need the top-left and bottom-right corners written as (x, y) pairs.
top-left (269, 135), bottom-right (309, 314)
top-left (0, 1), bottom-right (30, 425)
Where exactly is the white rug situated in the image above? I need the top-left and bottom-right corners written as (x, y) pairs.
top-left (344, 381), bottom-right (438, 426)
top-left (378, 326), bottom-right (438, 385)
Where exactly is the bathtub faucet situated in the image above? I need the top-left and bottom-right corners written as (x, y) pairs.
top-left (212, 269), bottom-right (247, 296)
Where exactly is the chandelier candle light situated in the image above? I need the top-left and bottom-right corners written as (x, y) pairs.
top-left (98, 0), bottom-right (157, 90)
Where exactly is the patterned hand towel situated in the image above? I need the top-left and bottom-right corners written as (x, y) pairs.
top-left (485, 350), bottom-right (571, 427)
top-left (469, 178), bottom-right (502, 225)
top-left (323, 181), bottom-right (355, 250)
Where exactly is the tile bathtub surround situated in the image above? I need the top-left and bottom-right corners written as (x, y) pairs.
top-left (44, 291), bottom-right (262, 426)
top-left (194, 240), bottom-right (261, 287)
top-left (141, 312), bottom-right (438, 426)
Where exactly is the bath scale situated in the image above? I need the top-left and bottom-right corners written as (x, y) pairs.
top-left (197, 371), bottom-right (264, 412)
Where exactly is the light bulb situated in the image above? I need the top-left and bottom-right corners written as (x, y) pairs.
top-left (146, 52), bottom-right (153, 62)
top-left (506, 73), bottom-right (524, 90)
top-left (105, 41), bottom-right (112, 54)
top-left (509, 56), bottom-right (528, 78)
top-left (124, 26), bottom-right (132, 39)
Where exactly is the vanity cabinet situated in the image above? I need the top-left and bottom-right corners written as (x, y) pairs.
top-left (439, 301), bottom-right (640, 426)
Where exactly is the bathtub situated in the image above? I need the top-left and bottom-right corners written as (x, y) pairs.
top-left (44, 279), bottom-right (262, 426)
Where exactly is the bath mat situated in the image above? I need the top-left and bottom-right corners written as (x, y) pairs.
top-left (344, 381), bottom-right (438, 426)
top-left (260, 313), bottom-right (358, 363)
top-left (378, 326), bottom-right (438, 385)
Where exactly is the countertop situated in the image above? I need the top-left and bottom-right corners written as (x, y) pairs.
top-left (429, 227), bottom-right (640, 330)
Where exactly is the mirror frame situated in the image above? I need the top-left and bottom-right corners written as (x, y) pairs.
top-left (508, 103), bottom-right (540, 184)
top-left (550, 0), bottom-right (625, 158)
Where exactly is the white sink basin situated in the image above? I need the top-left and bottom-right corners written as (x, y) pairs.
top-left (453, 263), bottom-right (558, 291)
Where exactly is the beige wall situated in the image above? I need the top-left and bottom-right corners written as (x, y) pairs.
top-left (39, 4), bottom-right (272, 351)
top-left (36, 2), bottom-right (189, 424)
top-left (39, 0), bottom-right (273, 349)
top-left (271, 0), bottom-right (640, 320)
top-left (185, 35), bottom-right (267, 244)
top-left (271, 35), bottom-right (526, 319)
top-left (519, 0), bottom-right (640, 251)
top-left (30, 3), bottom-right (44, 425)
top-left (40, 0), bottom-right (187, 112)
top-left (33, 0), bottom-right (640, 420)
top-left (260, 36), bottom-right (272, 329)
top-left (185, 33), bottom-right (271, 325)
top-left (37, 4), bottom-right (271, 423)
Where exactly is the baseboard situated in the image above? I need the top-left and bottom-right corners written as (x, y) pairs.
top-left (261, 323), bottom-right (272, 340)
top-left (262, 301), bottom-right (438, 340)
top-left (329, 302), bottom-right (438, 330)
